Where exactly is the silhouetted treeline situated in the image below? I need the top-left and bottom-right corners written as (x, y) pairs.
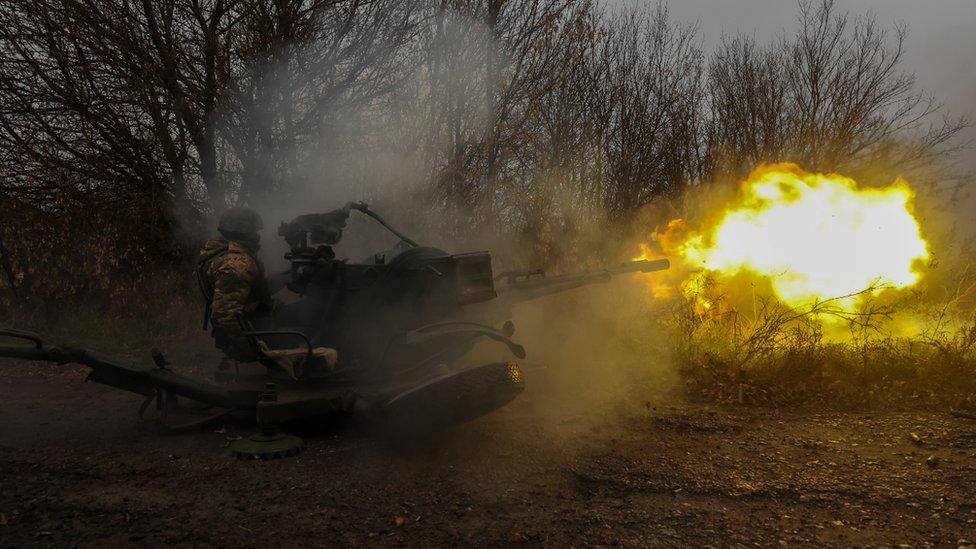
top-left (0, 0), bottom-right (965, 305)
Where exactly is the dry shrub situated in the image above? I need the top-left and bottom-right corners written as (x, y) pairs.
top-left (0, 196), bottom-right (201, 353)
top-left (668, 273), bottom-right (976, 410)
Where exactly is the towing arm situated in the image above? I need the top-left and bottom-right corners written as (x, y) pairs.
top-left (0, 328), bottom-right (237, 408)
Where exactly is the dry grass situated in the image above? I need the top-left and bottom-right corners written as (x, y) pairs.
top-left (666, 272), bottom-right (976, 410)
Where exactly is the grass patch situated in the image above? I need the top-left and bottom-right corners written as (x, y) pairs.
top-left (666, 275), bottom-right (976, 409)
top-left (0, 270), bottom-right (210, 363)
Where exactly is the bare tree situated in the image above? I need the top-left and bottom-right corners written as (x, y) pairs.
top-left (705, 35), bottom-right (793, 179)
top-left (0, 0), bottom-right (969, 305)
top-left (0, 1), bottom-right (424, 226)
top-left (219, 0), bottom-right (424, 208)
top-left (414, 0), bottom-right (592, 234)
top-left (595, 4), bottom-right (702, 214)
top-left (0, 0), bottom-right (427, 304)
top-left (704, 0), bottom-right (967, 180)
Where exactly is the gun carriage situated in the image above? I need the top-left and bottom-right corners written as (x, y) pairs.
top-left (0, 203), bottom-right (668, 458)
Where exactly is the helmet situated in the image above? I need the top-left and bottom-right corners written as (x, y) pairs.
top-left (218, 206), bottom-right (264, 240)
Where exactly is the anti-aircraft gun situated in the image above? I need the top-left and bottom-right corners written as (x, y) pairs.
top-left (267, 202), bottom-right (668, 371)
top-left (0, 203), bottom-right (668, 458)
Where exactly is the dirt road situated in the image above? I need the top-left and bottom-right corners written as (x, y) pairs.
top-left (2, 360), bottom-right (976, 547)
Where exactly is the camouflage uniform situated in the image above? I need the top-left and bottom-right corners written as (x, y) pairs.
top-left (198, 209), bottom-right (271, 362)
top-left (198, 206), bottom-right (339, 377)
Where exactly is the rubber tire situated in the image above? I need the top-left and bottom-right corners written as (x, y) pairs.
top-left (378, 362), bottom-right (524, 443)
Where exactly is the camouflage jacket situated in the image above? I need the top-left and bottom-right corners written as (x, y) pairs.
top-left (197, 237), bottom-right (270, 361)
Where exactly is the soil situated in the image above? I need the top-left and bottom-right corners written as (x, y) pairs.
top-left (2, 359), bottom-right (976, 548)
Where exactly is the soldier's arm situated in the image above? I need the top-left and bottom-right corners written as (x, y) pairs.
top-left (210, 254), bottom-right (258, 361)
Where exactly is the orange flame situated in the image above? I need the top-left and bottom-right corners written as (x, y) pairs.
top-left (637, 163), bottom-right (930, 313)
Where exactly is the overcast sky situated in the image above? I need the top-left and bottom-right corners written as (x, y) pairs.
top-left (613, 0), bottom-right (976, 166)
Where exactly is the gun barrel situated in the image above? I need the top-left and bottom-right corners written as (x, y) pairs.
top-left (494, 258), bottom-right (670, 303)
top-left (612, 258), bottom-right (671, 274)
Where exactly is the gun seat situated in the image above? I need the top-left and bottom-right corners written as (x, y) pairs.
top-left (259, 342), bottom-right (337, 370)
top-left (253, 340), bottom-right (338, 380)
top-left (237, 315), bottom-right (338, 379)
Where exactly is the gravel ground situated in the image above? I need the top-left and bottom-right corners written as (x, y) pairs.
top-left (2, 359), bottom-right (976, 547)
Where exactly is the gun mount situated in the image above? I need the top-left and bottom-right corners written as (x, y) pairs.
top-left (0, 203), bottom-right (669, 457)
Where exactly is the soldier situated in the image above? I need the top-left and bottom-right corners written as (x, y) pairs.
top-left (198, 206), bottom-right (338, 378)
top-left (197, 206), bottom-right (271, 363)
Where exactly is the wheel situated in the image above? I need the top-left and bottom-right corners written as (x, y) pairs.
top-left (378, 361), bottom-right (524, 442)
top-left (230, 431), bottom-right (306, 460)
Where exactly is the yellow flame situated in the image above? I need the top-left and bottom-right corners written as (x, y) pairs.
top-left (643, 163), bottom-right (930, 312)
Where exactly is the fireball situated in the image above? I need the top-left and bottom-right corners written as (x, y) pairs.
top-left (656, 163), bottom-right (930, 311)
